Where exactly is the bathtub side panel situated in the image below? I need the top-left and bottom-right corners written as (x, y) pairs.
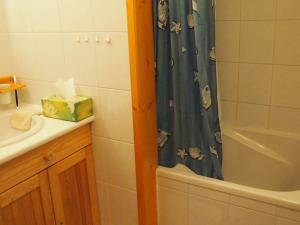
top-left (157, 169), bottom-right (300, 225)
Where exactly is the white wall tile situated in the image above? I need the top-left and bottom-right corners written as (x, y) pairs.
top-left (2, 0), bottom-right (60, 32)
top-left (2, 0), bottom-right (32, 32)
top-left (76, 85), bottom-right (99, 119)
top-left (238, 63), bottom-right (272, 104)
top-left (274, 21), bottom-right (300, 66)
top-left (29, 0), bottom-right (61, 32)
top-left (106, 184), bottom-right (138, 225)
top-left (228, 205), bottom-right (275, 225)
top-left (216, 0), bottom-right (240, 21)
top-left (96, 182), bottom-right (110, 225)
top-left (269, 107), bottom-right (300, 133)
top-left (92, 136), bottom-right (108, 182)
top-left (18, 79), bottom-right (53, 104)
top-left (158, 186), bottom-right (188, 225)
top-left (92, 0), bottom-right (127, 31)
top-left (271, 66), bottom-right (300, 108)
top-left (237, 103), bottom-right (269, 128)
top-left (93, 88), bottom-right (134, 143)
top-left (0, 34), bottom-right (12, 74)
top-left (220, 101), bottom-right (237, 125)
top-left (218, 62), bottom-right (239, 101)
top-left (189, 195), bottom-right (229, 225)
top-left (0, 2), bottom-right (7, 33)
top-left (240, 21), bottom-right (275, 64)
top-left (9, 34), bottom-right (36, 77)
top-left (93, 136), bottom-right (136, 190)
top-left (27, 34), bottom-right (66, 81)
top-left (97, 182), bottom-right (138, 225)
top-left (241, 0), bottom-right (276, 20)
top-left (216, 21), bottom-right (240, 62)
top-left (95, 32), bottom-right (131, 90)
top-left (62, 33), bottom-right (97, 86)
top-left (277, 0), bottom-right (300, 20)
top-left (217, 0), bottom-right (300, 133)
top-left (10, 34), bottom-right (66, 81)
top-left (58, 0), bottom-right (93, 31)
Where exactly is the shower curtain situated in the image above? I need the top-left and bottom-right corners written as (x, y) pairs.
top-left (154, 0), bottom-right (223, 179)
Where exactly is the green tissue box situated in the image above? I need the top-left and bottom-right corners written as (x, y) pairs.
top-left (41, 96), bottom-right (93, 122)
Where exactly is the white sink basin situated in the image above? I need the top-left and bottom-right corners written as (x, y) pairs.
top-left (0, 104), bottom-right (94, 165)
top-left (0, 113), bottom-right (43, 147)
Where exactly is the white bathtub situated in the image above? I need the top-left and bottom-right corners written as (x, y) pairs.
top-left (157, 126), bottom-right (300, 225)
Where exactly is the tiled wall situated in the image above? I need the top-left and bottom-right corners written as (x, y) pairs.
top-left (157, 175), bottom-right (300, 225)
top-left (0, 1), bottom-right (138, 225)
top-left (216, 0), bottom-right (300, 133)
top-left (0, 2), bottom-right (11, 75)
top-left (0, 34), bottom-right (11, 75)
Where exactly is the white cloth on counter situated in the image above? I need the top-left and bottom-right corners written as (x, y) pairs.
top-left (10, 110), bottom-right (42, 131)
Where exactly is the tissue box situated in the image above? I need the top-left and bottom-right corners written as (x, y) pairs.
top-left (41, 96), bottom-right (93, 122)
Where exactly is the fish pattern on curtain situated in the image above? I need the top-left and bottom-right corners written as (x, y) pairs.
top-left (154, 0), bottom-right (223, 179)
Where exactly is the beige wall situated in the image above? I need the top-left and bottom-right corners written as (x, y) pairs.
top-left (0, 1), bottom-right (138, 225)
top-left (0, 2), bottom-right (11, 75)
top-left (216, 0), bottom-right (300, 133)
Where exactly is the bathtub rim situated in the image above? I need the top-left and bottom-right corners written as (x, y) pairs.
top-left (222, 125), bottom-right (300, 191)
top-left (221, 124), bottom-right (300, 141)
top-left (157, 164), bottom-right (300, 212)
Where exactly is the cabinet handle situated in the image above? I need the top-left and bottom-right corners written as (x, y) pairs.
top-left (43, 152), bottom-right (54, 162)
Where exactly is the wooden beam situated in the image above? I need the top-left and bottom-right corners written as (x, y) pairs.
top-left (126, 1), bottom-right (158, 225)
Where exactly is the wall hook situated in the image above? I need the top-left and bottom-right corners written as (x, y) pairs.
top-left (105, 37), bottom-right (111, 44)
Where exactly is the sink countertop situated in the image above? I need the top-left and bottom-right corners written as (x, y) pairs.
top-left (0, 104), bottom-right (95, 165)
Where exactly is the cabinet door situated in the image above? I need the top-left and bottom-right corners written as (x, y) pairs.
top-left (48, 146), bottom-right (100, 225)
top-left (0, 171), bottom-right (55, 225)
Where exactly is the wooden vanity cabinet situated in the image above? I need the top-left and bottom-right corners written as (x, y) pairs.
top-left (0, 171), bottom-right (55, 225)
top-left (49, 146), bottom-right (99, 225)
top-left (0, 124), bottom-right (100, 225)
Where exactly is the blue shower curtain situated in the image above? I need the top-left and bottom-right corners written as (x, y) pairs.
top-left (154, 0), bottom-right (223, 179)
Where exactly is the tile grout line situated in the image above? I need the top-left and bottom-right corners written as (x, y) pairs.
top-left (235, 0), bottom-right (243, 126)
top-left (92, 134), bottom-right (134, 145)
top-left (55, 0), bottom-right (68, 81)
top-left (3, 31), bottom-right (129, 35)
top-left (217, 60), bottom-right (300, 67)
top-left (220, 99), bottom-right (300, 111)
top-left (216, 18), bottom-right (300, 22)
top-left (96, 180), bottom-right (137, 194)
top-left (267, 0), bottom-right (279, 129)
top-left (18, 77), bottom-right (132, 92)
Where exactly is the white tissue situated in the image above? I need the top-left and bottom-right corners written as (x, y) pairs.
top-left (54, 78), bottom-right (77, 99)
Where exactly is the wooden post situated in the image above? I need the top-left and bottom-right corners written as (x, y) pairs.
top-left (126, 1), bottom-right (158, 225)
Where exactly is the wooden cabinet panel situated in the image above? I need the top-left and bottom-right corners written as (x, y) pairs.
top-left (48, 146), bottom-right (100, 225)
top-left (0, 171), bottom-right (55, 225)
top-left (0, 126), bottom-right (100, 225)
top-left (0, 125), bottom-right (92, 194)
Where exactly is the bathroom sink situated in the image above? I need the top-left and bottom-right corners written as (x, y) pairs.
top-left (0, 113), bottom-right (43, 147)
top-left (0, 104), bottom-right (94, 165)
